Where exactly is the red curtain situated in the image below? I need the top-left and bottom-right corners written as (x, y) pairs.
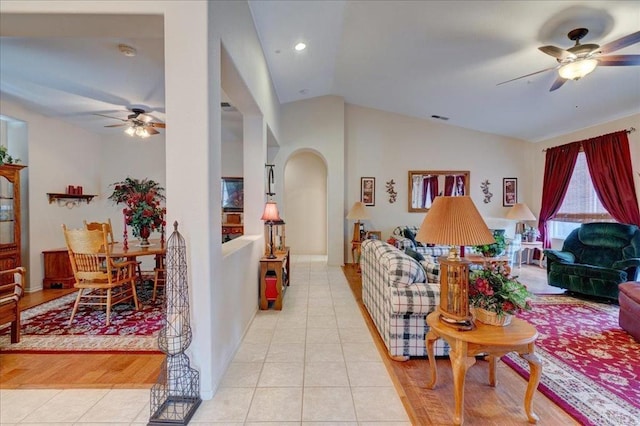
top-left (429, 176), bottom-right (439, 201)
top-left (582, 131), bottom-right (640, 226)
top-left (444, 175), bottom-right (454, 196)
top-left (538, 142), bottom-right (581, 247)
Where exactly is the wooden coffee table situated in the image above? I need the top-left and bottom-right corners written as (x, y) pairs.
top-left (425, 311), bottom-right (541, 425)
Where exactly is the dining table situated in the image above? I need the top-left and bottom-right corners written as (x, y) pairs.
top-left (109, 238), bottom-right (166, 258)
top-left (108, 238), bottom-right (166, 273)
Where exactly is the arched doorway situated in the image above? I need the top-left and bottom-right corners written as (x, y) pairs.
top-left (284, 151), bottom-right (327, 255)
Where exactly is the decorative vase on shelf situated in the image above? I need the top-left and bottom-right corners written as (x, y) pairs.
top-left (138, 226), bottom-right (151, 246)
top-left (473, 307), bottom-right (513, 326)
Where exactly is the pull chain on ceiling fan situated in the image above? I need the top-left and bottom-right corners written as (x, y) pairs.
top-left (498, 28), bottom-right (640, 91)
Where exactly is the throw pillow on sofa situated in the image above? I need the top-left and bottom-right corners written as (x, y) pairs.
top-left (405, 248), bottom-right (425, 262)
top-left (388, 253), bottom-right (426, 287)
top-left (403, 228), bottom-right (423, 247)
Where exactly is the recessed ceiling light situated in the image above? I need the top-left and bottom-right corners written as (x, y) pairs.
top-left (294, 42), bottom-right (306, 51)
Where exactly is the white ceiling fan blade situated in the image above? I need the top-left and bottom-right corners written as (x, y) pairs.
top-left (538, 46), bottom-right (576, 61)
top-left (549, 76), bottom-right (567, 92)
top-left (599, 31), bottom-right (640, 55)
top-left (497, 66), bottom-right (558, 86)
top-left (93, 113), bottom-right (127, 122)
top-left (598, 55), bottom-right (640, 66)
top-left (137, 113), bottom-right (154, 123)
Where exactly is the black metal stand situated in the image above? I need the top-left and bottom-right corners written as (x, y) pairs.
top-left (149, 222), bottom-right (201, 425)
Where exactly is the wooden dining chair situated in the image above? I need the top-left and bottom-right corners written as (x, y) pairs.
top-left (84, 218), bottom-right (116, 244)
top-left (84, 218), bottom-right (145, 285)
top-left (0, 267), bottom-right (25, 343)
top-left (63, 224), bottom-right (139, 326)
top-left (152, 254), bottom-right (166, 302)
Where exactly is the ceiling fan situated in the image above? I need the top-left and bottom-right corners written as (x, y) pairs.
top-left (95, 108), bottom-right (166, 138)
top-left (498, 28), bottom-right (640, 91)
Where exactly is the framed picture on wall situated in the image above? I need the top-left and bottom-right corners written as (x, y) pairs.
top-left (361, 177), bottom-right (375, 206)
top-left (221, 177), bottom-right (244, 212)
top-left (503, 178), bottom-right (517, 207)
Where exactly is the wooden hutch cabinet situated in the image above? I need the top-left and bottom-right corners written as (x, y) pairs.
top-left (0, 164), bottom-right (27, 283)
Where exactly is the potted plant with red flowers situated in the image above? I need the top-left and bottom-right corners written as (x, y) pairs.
top-left (469, 263), bottom-right (533, 326)
top-left (109, 177), bottom-right (166, 246)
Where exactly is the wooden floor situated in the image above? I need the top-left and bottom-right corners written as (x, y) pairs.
top-left (342, 264), bottom-right (578, 426)
top-left (0, 288), bottom-right (164, 389)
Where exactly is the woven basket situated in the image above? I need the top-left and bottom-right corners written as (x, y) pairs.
top-left (473, 308), bottom-right (512, 326)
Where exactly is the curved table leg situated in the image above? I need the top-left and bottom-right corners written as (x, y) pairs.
top-left (425, 329), bottom-right (438, 389)
top-left (450, 342), bottom-right (476, 426)
top-left (520, 349), bottom-right (542, 424)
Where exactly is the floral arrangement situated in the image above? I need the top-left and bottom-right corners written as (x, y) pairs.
top-left (108, 177), bottom-right (166, 240)
top-left (469, 263), bottom-right (533, 317)
top-left (474, 229), bottom-right (506, 257)
top-left (523, 226), bottom-right (540, 242)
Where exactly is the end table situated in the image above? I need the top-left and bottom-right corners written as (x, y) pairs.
top-left (425, 311), bottom-right (542, 425)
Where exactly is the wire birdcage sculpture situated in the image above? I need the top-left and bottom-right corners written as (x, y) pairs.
top-left (149, 222), bottom-right (201, 425)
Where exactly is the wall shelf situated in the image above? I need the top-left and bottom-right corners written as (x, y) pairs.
top-left (47, 193), bottom-right (96, 208)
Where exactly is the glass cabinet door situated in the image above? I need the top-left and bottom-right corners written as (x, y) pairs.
top-left (0, 175), bottom-right (14, 245)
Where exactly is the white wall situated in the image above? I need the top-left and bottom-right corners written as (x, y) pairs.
top-left (277, 96), bottom-right (345, 265)
top-left (525, 113), bottom-right (640, 222)
top-left (1, 99), bottom-right (104, 291)
top-left (221, 141), bottom-right (243, 177)
top-left (344, 104), bottom-right (529, 262)
top-left (284, 151), bottom-right (327, 254)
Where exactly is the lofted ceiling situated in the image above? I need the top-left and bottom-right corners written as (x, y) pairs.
top-left (1, 2), bottom-right (639, 144)
top-left (249, 1), bottom-right (640, 142)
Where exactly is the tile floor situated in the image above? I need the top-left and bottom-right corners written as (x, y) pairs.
top-left (0, 255), bottom-right (410, 425)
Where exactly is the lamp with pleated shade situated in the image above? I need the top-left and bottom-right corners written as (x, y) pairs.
top-left (261, 201), bottom-right (281, 259)
top-left (346, 201), bottom-right (370, 244)
top-left (416, 196), bottom-right (494, 329)
top-left (506, 203), bottom-right (536, 236)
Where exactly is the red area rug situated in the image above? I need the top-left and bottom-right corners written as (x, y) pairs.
top-left (503, 295), bottom-right (640, 426)
top-left (0, 284), bottom-right (163, 353)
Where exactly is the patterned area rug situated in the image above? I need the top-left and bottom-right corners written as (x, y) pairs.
top-left (503, 295), bottom-right (640, 426)
top-left (0, 283), bottom-right (164, 353)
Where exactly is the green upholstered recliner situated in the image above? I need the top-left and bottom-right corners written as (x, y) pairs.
top-left (544, 222), bottom-right (640, 301)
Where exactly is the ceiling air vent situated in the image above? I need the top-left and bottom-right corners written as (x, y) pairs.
top-left (221, 102), bottom-right (237, 112)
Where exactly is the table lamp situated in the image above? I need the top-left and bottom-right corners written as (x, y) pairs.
top-left (261, 201), bottom-right (282, 259)
top-left (506, 203), bottom-right (536, 236)
top-left (346, 201), bottom-right (371, 243)
top-left (416, 196), bottom-right (494, 330)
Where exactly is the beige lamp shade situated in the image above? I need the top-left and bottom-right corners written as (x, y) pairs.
top-left (506, 203), bottom-right (536, 221)
top-left (261, 201), bottom-right (281, 222)
top-left (415, 196), bottom-right (494, 246)
top-left (346, 201), bottom-right (371, 220)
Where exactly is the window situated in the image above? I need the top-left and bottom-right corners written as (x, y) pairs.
top-left (550, 152), bottom-right (614, 239)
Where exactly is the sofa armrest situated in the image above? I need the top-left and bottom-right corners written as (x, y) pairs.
top-left (545, 250), bottom-right (575, 264)
top-left (389, 282), bottom-right (439, 315)
top-left (612, 258), bottom-right (640, 270)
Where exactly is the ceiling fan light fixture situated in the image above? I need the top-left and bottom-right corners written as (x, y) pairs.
top-left (135, 127), bottom-right (150, 138)
top-left (558, 59), bottom-right (598, 80)
top-left (125, 126), bottom-right (136, 136)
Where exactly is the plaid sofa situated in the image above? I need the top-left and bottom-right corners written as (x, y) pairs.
top-left (361, 239), bottom-right (449, 358)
